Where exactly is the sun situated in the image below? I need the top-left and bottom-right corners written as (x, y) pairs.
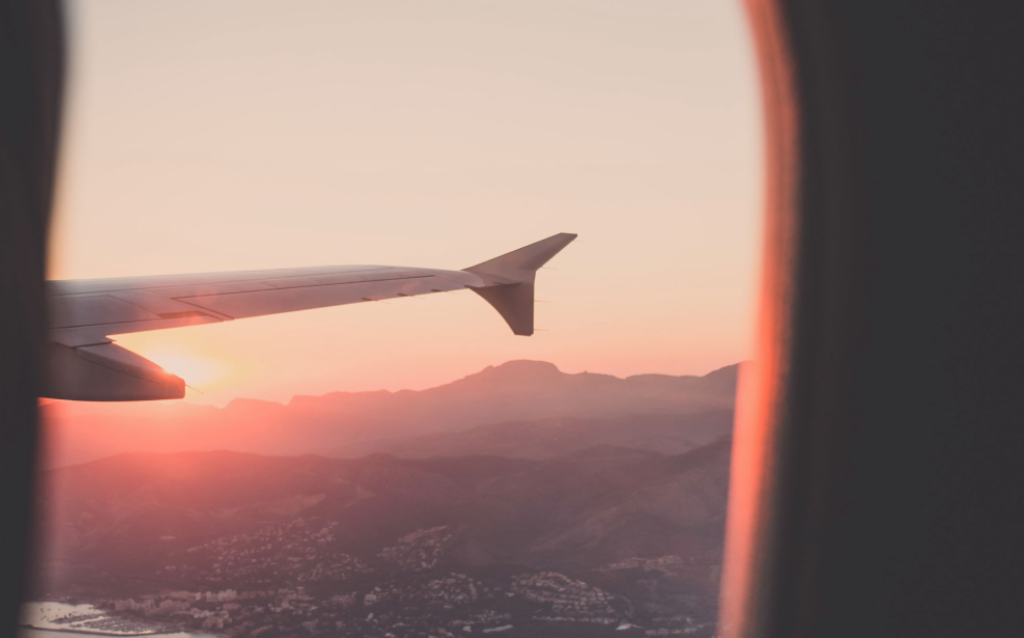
top-left (142, 347), bottom-right (227, 389)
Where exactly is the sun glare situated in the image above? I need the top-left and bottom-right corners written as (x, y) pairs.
top-left (143, 347), bottom-right (227, 389)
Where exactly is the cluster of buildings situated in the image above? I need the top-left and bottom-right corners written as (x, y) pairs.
top-left (604, 555), bottom-right (689, 574)
top-left (642, 626), bottom-right (715, 636)
top-left (105, 587), bottom-right (348, 635)
top-left (361, 572), bottom-right (481, 609)
top-left (510, 571), bottom-right (618, 623)
top-left (94, 569), bottom-right (653, 637)
top-left (74, 519), bottom-right (716, 637)
top-left (377, 525), bottom-right (454, 572)
top-left (169, 519), bottom-right (372, 587)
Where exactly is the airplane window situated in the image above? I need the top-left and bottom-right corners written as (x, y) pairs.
top-left (31, 2), bottom-right (760, 638)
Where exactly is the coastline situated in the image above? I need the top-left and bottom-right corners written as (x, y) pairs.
top-left (18, 624), bottom-right (162, 637)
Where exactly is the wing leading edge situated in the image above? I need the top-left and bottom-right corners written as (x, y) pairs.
top-left (43, 233), bottom-right (577, 401)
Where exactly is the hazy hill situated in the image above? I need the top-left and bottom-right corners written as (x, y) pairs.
top-left (337, 411), bottom-right (733, 459)
top-left (36, 442), bottom-right (731, 599)
top-left (40, 361), bottom-right (741, 467)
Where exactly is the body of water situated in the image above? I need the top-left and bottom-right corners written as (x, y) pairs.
top-left (21, 631), bottom-right (217, 638)
top-left (19, 603), bottom-right (218, 638)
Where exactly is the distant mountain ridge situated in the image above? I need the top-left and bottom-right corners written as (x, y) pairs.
top-left (41, 361), bottom-right (742, 467)
top-left (336, 411), bottom-right (733, 460)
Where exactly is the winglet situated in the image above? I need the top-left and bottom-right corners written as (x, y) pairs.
top-left (463, 233), bottom-right (577, 336)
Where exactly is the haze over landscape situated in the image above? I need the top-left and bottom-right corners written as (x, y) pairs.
top-left (41, 360), bottom-right (740, 468)
top-left (35, 360), bottom-right (741, 638)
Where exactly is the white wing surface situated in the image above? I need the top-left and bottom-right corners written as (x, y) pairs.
top-left (44, 233), bottom-right (576, 401)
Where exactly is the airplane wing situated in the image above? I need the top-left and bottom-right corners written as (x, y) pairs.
top-left (44, 233), bottom-right (576, 401)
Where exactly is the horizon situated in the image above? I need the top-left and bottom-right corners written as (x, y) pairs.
top-left (43, 358), bottom-right (745, 414)
top-left (39, 356), bottom-right (740, 471)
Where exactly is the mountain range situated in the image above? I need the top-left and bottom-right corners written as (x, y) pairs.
top-left (40, 360), bottom-right (741, 467)
top-left (32, 360), bottom-right (741, 637)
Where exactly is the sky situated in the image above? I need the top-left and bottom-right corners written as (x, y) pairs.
top-left (48, 0), bottom-right (762, 406)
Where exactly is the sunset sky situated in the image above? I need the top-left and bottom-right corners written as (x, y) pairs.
top-left (48, 0), bottom-right (761, 405)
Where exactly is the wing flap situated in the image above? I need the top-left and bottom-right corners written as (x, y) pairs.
top-left (108, 291), bottom-right (232, 318)
top-left (49, 312), bottom-right (226, 347)
top-left (49, 295), bottom-right (161, 329)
